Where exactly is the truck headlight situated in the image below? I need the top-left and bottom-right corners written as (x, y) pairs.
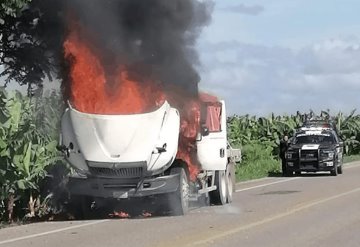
top-left (322, 150), bottom-right (335, 159)
top-left (285, 152), bottom-right (294, 159)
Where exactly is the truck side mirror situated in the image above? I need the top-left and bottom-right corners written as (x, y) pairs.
top-left (201, 126), bottom-right (209, 136)
top-left (56, 144), bottom-right (71, 158)
top-left (156, 143), bottom-right (167, 153)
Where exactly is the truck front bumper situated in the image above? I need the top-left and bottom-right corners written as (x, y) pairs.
top-left (286, 160), bottom-right (336, 172)
top-left (68, 174), bottom-right (180, 199)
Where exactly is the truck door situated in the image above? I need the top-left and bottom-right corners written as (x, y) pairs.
top-left (197, 100), bottom-right (228, 171)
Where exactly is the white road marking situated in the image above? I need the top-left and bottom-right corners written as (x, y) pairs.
top-left (190, 186), bottom-right (360, 246)
top-left (0, 220), bottom-right (109, 246)
top-left (235, 178), bottom-right (299, 193)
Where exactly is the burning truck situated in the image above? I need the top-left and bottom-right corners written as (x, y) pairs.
top-left (49, 0), bottom-right (241, 216)
top-left (59, 85), bottom-right (241, 215)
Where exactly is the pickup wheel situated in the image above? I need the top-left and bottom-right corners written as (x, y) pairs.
top-left (331, 163), bottom-right (338, 176)
top-left (210, 170), bottom-right (227, 205)
top-left (285, 170), bottom-right (293, 177)
top-left (337, 159), bottom-right (343, 174)
top-left (169, 167), bottom-right (190, 216)
top-left (338, 164), bottom-right (343, 174)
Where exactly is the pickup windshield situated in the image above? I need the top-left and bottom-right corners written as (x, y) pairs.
top-left (294, 134), bottom-right (335, 145)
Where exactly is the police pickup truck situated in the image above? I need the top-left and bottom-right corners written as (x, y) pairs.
top-left (284, 123), bottom-right (344, 176)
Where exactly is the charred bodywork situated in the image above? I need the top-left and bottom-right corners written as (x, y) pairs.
top-left (285, 128), bottom-right (343, 176)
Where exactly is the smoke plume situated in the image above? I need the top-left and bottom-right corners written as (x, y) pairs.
top-left (30, 0), bottom-right (214, 95)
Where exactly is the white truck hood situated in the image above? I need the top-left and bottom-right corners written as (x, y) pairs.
top-left (69, 102), bottom-right (169, 164)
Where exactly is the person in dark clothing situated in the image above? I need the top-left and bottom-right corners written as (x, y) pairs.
top-left (279, 134), bottom-right (289, 176)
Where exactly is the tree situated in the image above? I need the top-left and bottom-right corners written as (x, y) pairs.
top-left (0, 0), bottom-right (64, 96)
top-left (0, 0), bottom-right (32, 21)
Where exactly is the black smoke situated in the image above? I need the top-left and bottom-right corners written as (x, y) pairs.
top-left (29, 0), bottom-right (214, 96)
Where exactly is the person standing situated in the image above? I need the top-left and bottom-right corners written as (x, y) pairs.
top-left (279, 134), bottom-right (289, 176)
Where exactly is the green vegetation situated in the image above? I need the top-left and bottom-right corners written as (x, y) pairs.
top-left (0, 0), bottom-right (32, 20)
top-left (0, 89), bottom-right (63, 222)
top-left (344, 155), bottom-right (360, 164)
top-left (1, 0), bottom-right (60, 96)
top-left (235, 141), bottom-right (280, 182)
top-left (228, 111), bottom-right (360, 182)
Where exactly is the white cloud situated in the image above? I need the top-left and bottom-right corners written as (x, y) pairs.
top-left (300, 39), bottom-right (360, 76)
top-left (219, 4), bottom-right (264, 16)
top-left (198, 38), bottom-right (360, 116)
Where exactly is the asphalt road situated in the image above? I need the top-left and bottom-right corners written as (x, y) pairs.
top-left (1, 162), bottom-right (360, 247)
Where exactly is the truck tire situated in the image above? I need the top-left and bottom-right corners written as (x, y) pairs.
top-left (210, 170), bottom-right (227, 205)
top-left (337, 164), bottom-right (343, 174)
top-left (337, 158), bottom-right (343, 174)
top-left (285, 170), bottom-right (293, 177)
top-left (68, 196), bottom-right (96, 220)
top-left (331, 164), bottom-right (338, 176)
top-left (168, 167), bottom-right (190, 216)
top-left (226, 163), bottom-right (236, 203)
top-left (198, 193), bottom-right (210, 207)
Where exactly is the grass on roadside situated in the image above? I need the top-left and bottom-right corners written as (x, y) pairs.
top-left (344, 154), bottom-right (360, 164)
top-left (235, 141), bottom-right (281, 182)
top-left (236, 158), bottom-right (280, 182)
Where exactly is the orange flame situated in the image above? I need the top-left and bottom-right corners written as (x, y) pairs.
top-left (64, 25), bottom-right (201, 180)
top-left (64, 29), bottom-right (164, 114)
top-left (176, 99), bottom-right (201, 180)
top-left (109, 211), bottom-right (130, 218)
top-left (142, 211), bottom-right (152, 217)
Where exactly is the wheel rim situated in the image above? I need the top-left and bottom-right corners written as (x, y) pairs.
top-left (227, 171), bottom-right (233, 201)
top-left (220, 171), bottom-right (227, 198)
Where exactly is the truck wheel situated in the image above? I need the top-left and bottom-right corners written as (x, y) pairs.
top-left (210, 170), bottom-right (227, 205)
top-left (226, 163), bottom-right (236, 203)
top-left (169, 167), bottom-right (190, 216)
top-left (285, 170), bottom-right (293, 177)
top-left (198, 193), bottom-right (210, 207)
top-left (337, 164), bottom-right (343, 174)
top-left (69, 196), bottom-right (96, 220)
top-left (331, 164), bottom-right (338, 176)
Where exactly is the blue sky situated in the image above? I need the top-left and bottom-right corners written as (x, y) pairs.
top-left (198, 0), bottom-right (360, 115)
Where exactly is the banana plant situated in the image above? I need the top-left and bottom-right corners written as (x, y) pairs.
top-left (228, 109), bottom-right (360, 159)
top-left (0, 89), bottom-right (62, 221)
top-left (335, 109), bottom-right (360, 154)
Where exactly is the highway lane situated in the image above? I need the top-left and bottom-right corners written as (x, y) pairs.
top-left (1, 162), bottom-right (360, 247)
